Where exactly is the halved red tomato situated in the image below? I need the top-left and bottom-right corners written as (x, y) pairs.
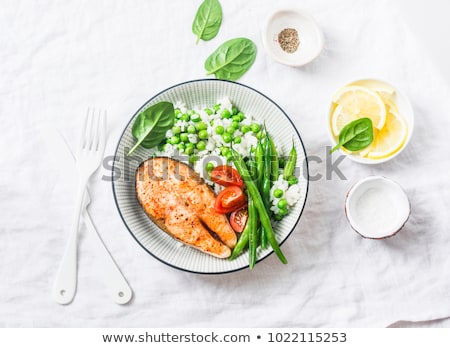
top-left (210, 165), bottom-right (244, 187)
top-left (230, 206), bottom-right (248, 233)
top-left (214, 186), bottom-right (247, 214)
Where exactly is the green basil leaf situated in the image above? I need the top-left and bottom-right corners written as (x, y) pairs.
top-left (330, 118), bottom-right (374, 153)
top-left (192, 0), bottom-right (222, 44)
top-left (205, 37), bottom-right (257, 81)
top-left (127, 101), bottom-right (174, 156)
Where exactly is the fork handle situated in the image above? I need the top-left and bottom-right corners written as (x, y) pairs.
top-left (52, 178), bottom-right (87, 305)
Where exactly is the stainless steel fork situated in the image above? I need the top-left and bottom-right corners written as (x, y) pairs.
top-left (52, 109), bottom-right (107, 304)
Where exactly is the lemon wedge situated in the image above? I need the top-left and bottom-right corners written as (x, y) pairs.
top-left (331, 86), bottom-right (386, 136)
top-left (363, 108), bottom-right (408, 159)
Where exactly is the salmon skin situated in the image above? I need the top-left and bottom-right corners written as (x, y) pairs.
top-left (136, 157), bottom-right (237, 258)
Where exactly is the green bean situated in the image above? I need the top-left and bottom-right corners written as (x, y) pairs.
top-left (269, 136), bottom-right (279, 182)
top-left (248, 196), bottom-right (258, 269)
top-left (247, 160), bottom-right (257, 181)
top-left (262, 134), bottom-right (272, 210)
top-left (283, 142), bottom-right (297, 180)
top-left (255, 141), bottom-right (264, 187)
top-left (246, 151), bottom-right (257, 181)
top-left (260, 226), bottom-right (268, 250)
top-left (261, 134), bottom-right (272, 249)
top-left (231, 149), bottom-right (287, 264)
top-left (229, 222), bottom-right (250, 260)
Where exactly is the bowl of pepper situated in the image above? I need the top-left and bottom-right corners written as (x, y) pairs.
top-left (262, 8), bottom-right (324, 67)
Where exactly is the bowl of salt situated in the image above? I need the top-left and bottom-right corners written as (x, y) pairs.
top-left (345, 176), bottom-right (411, 239)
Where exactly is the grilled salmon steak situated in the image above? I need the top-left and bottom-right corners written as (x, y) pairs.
top-left (136, 157), bottom-right (237, 258)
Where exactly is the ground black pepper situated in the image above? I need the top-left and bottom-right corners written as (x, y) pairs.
top-left (278, 28), bottom-right (299, 53)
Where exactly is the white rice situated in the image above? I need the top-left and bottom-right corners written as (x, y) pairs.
top-left (157, 97), bottom-right (301, 216)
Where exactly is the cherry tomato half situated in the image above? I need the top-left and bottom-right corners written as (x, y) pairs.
top-left (230, 206), bottom-right (248, 233)
top-left (210, 165), bottom-right (244, 188)
top-left (214, 186), bottom-right (247, 214)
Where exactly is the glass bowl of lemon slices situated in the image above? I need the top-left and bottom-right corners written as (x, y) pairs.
top-left (328, 79), bottom-right (414, 164)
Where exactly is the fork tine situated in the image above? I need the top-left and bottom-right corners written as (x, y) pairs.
top-left (78, 108), bottom-right (90, 153)
top-left (98, 110), bottom-right (107, 152)
top-left (83, 108), bottom-right (94, 150)
top-left (91, 109), bottom-right (101, 151)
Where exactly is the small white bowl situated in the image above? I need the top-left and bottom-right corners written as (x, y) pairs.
top-left (328, 78), bottom-right (415, 164)
top-left (345, 176), bottom-right (410, 239)
top-left (262, 8), bottom-right (324, 67)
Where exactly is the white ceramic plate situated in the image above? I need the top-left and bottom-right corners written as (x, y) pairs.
top-left (112, 79), bottom-right (309, 274)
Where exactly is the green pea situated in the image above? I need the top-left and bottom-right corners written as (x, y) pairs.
top-left (279, 207), bottom-right (289, 216)
top-left (273, 189), bottom-right (284, 198)
top-left (222, 133), bottom-right (232, 143)
top-left (231, 121), bottom-right (239, 129)
top-left (232, 106), bottom-right (238, 115)
top-left (198, 130), bottom-right (208, 139)
top-left (214, 104), bottom-right (221, 112)
top-left (234, 136), bottom-right (242, 144)
top-left (196, 140), bottom-right (206, 150)
top-left (174, 109), bottom-right (181, 117)
top-left (180, 114), bottom-right (190, 122)
top-left (221, 109), bottom-right (231, 119)
top-left (197, 121), bottom-right (207, 130)
top-left (177, 143), bottom-right (186, 151)
top-left (225, 152), bottom-right (233, 161)
top-left (251, 123), bottom-right (261, 133)
top-left (226, 126), bottom-right (236, 134)
top-left (215, 126), bottom-right (224, 135)
top-left (288, 176), bottom-right (298, 185)
top-left (241, 125), bottom-right (251, 133)
top-left (274, 214), bottom-right (283, 221)
top-left (237, 112), bottom-right (245, 121)
top-left (204, 108), bottom-right (213, 115)
top-left (170, 136), bottom-right (180, 144)
top-left (277, 199), bottom-right (288, 209)
top-left (185, 144), bottom-right (194, 155)
top-left (187, 125), bottom-right (196, 134)
top-left (172, 126), bottom-right (181, 134)
top-left (180, 133), bottom-right (189, 142)
top-left (232, 115), bottom-right (241, 122)
top-left (221, 147), bottom-right (231, 156)
top-left (189, 155), bottom-right (198, 163)
top-left (206, 162), bottom-right (215, 172)
top-left (187, 109), bottom-right (195, 116)
top-left (191, 114), bottom-right (201, 122)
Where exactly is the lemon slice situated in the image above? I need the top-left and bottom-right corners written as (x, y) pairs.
top-left (331, 86), bottom-right (386, 136)
top-left (350, 79), bottom-right (395, 98)
top-left (364, 109), bottom-right (408, 159)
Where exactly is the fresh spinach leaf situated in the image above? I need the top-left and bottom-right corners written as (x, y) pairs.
top-left (127, 101), bottom-right (174, 156)
top-left (192, 0), bottom-right (222, 44)
top-left (205, 37), bottom-right (257, 81)
top-left (330, 118), bottom-right (373, 153)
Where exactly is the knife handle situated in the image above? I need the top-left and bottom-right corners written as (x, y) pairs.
top-left (84, 210), bottom-right (133, 304)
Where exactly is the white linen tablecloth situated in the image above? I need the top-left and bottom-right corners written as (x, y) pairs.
top-left (1, 0), bottom-right (450, 328)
